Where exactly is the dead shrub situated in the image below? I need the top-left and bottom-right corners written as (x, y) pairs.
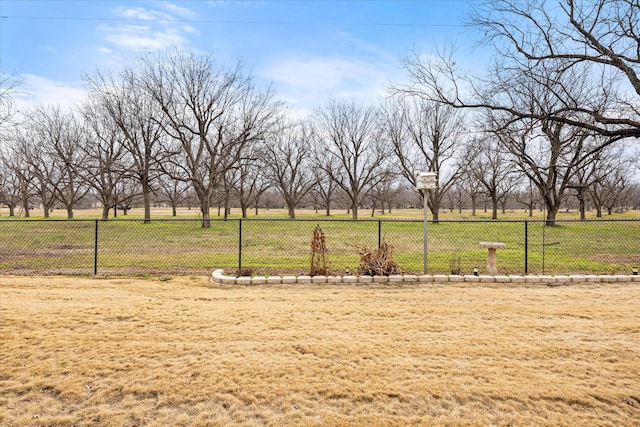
top-left (355, 239), bottom-right (402, 276)
top-left (310, 225), bottom-right (331, 276)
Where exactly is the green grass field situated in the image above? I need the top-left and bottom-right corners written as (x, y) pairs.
top-left (1, 207), bottom-right (638, 276)
top-left (2, 205), bottom-right (640, 221)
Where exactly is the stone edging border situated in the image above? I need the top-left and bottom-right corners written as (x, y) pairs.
top-left (210, 269), bottom-right (640, 286)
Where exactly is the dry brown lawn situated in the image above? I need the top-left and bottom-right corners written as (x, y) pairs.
top-left (1, 276), bottom-right (639, 426)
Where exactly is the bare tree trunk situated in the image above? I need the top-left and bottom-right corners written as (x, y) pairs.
top-left (577, 191), bottom-right (586, 220)
top-left (223, 194), bottom-right (230, 220)
top-left (102, 205), bottom-right (110, 220)
top-left (22, 198), bottom-right (30, 217)
top-left (201, 198), bottom-right (211, 228)
top-left (429, 190), bottom-right (440, 222)
top-left (142, 180), bottom-right (151, 224)
top-left (471, 194), bottom-right (477, 216)
top-left (546, 206), bottom-right (559, 226)
top-left (492, 195), bottom-right (499, 220)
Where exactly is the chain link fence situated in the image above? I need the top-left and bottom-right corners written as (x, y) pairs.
top-left (0, 218), bottom-right (638, 276)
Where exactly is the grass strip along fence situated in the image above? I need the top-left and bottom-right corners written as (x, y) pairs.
top-left (0, 218), bottom-right (638, 276)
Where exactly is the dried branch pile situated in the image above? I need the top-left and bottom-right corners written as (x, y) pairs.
top-left (356, 239), bottom-right (401, 276)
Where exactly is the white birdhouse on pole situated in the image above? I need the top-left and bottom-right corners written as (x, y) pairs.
top-left (415, 171), bottom-right (437, 273)
top-left (415, 171), bottom-right (437, 190)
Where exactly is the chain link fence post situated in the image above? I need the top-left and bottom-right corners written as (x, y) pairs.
top-left (238, 219), bottom-right (243, 274)
top-left (524, 220), bottom-right (528, 275)
top-left (94, 219), bottom-right (99, 275)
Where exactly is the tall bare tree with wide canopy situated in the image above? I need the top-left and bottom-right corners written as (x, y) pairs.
top-left (84, 68), bottom-right (166, 223)
top-left (380, 96), bottom-right (465, 221)
top-left (139, 50), bottom-right (282, 227)
top-left (82, 98), bottom-right (128, 220)
top-left (312, 99), bottom-right (389, 220)
top-left (473, 0), bottom-right (639, 139)
top-left (12, 105), bottom-right (90, 219)
top-left (482, 66), bottom-right (611, 225)
top-left (263, 120), bottom-right (317, 219)
top-left (396, 0), bottom-right (639, 141)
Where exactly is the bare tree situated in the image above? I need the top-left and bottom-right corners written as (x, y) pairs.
top-left (310, 146), bottom-right (340, 216)
top-left (481, 64), bottom-right (625, 224)
top-left (464, 138), bottom-right (518, 220)
top-left (367, 167), bottom-right (402, 216)
top-left (12, 105), bottom-right (90, 218)
top-left (0, 71), bottom-right (22, 132)
top-left (380, 96), bottom-right (465, 220)
top-left (1, 140), bottom-right (34, 217)
top-left (83, 98), bottom-right (130, 220)
top-left (395, 1), bottom-right (639, 141)
top-left (0, 146), bottom-right (28, 217)
top-left (111, 178), bottom-right (139, 217)
top-left (568, 152), bottom-right (604, 220)
top-left (589, 146), bottom-right (638, 216)
top-left (84, 67), bottom-right (166, 223)
top-left (457, 171), bottom-right (483, 216)
top-left (232, 156), bottom-right (271, 218)
top-left (34, 105), bottom-right (90, 219)
top-left (515, 178), bottom-right (542, 218)
top-left (493, 119), bottom-right (596, 225)
top-left (156, 162), bottom-right (190, 217)
top-left (138, 50), bottom-right (281, 227)
top-left (313, 99), bottom-right (389, 220)
top-left (472, 0), bottom-right (640, 140)
top-left (12, 133), bottom-right (56, 217)
top-left (263, 120), bottom-right (317, 219)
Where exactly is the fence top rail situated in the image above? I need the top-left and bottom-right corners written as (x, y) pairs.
top-left (1, 217), bottom-right (639, 224)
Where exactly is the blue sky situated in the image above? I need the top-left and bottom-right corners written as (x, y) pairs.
top-left (1, 0), bottom-right (481, 115)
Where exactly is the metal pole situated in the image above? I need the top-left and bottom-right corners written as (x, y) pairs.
top-left (524, 220), bottom-right (528, 275)
top-left (423, 191), bottom-right (428, 273)
top-left (542, 218), bottom-right (546, 274)
top-left (94, 219), bottom-right (98, 275)
top-left (238, 219), bottom-right (243, 273)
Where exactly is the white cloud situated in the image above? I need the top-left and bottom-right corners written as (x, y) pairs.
top-left (98, 4), bottom-right (199, 52)
top-left (159, 2), bottom-right (199, 18)
top-left (100, 24), bottom-right (186, 51)
top-left (15, 74), bottom-right (87, 112)
top-left (181, 24), bottom-right (198, 34)
top-left (260, 54), bottom-right (395, 114)
top-left (97, 47), bottom-right (113, 54)
top-left (113, 6), bottom-right (174, 22)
